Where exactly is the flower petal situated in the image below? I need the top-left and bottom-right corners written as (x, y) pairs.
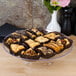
top-left (58, 0), bottom-right (70, 7)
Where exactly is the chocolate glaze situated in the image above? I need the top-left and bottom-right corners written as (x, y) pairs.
top-left (56, 36), bottom-right (73, 49)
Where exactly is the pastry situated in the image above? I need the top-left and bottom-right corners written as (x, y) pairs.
top-left (44, 32), bottom-right (61, 40)
top-left (43, 41), bottom-right (64, 53)
top-left (26, 31), bottom-right (36, 39)
top-left (4, 35), bottom-right (21, 47)
top-left (31, 28), bottom-right (44, 36)
top-left (10, 44), bottom-right (25, 56)
top-left (35, 47), bottom-right (55, 58)
top-left (24, 39), bottom-right (40, 49)
top-left (56, 37), bottom-right (73, 49)
top-left (20, 48), bottom-right (40, 60)
top-left (35, 36), bottom-right (49, 43)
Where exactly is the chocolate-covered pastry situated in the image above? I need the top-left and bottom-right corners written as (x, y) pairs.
top-left (4, 34), bottom-right (21, 47)
top-left (56, 37), bottom-right (73, 49)
top-left (36, 47), bottom-right (55, 58)
top-left (31, 28), bottom-right (44, 36)
top-left (20, 35), bottom-right (28, 41)
top-left (25, 39), bottom-right (40, 49)
top-left (63, 38), bottom-right (72, 48)
top-left (44, 32), bottom-right (61, 40)
top-left (12, 32), bottom-right (28, 42)
top-left (20, 48), bottom-right (40, 60)
top-left (10, 44), bottom-right (25, 56)
top-left (43, 41), bottom-right (64, 53)
top-left (15, 30), bottom-right (28, 41)
top-left (35, 36), bottom-right (49, 43)
top-left (26, 31), bottom-right (36, 39)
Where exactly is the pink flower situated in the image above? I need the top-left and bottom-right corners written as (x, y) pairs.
top-left (58, 0), bottom-right (70, 7)
top-left (50, 0), bottom-right (70, 7)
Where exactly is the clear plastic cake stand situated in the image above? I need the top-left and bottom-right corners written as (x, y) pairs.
top-left (3, 43), bottom-right (73, 66)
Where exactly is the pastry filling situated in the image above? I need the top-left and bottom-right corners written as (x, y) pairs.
top-left (5, 38), bottom-right (20, 45)
top-left (21, 48), bottom-right (40, 56)
top-left (43, 41), bottom-right (64, 53)
top-left (38, 47), bottom-right (54, 55)
top-left (35, 36), bottom-right (49, 43)
top-left (10, 44), bottom-right (25, 53)
top-left (25, 39), bottom-right (40, 48)
top-left (44, 33), bottom-right (60, 39)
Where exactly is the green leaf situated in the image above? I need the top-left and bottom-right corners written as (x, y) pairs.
top-left (44, 0), bottom-right (53, 13)
top-left (44, 0), bottom-right (61, 13)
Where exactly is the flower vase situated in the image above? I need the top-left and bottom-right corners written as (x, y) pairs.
top-left (46, 11), bottom-right (61, 33)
